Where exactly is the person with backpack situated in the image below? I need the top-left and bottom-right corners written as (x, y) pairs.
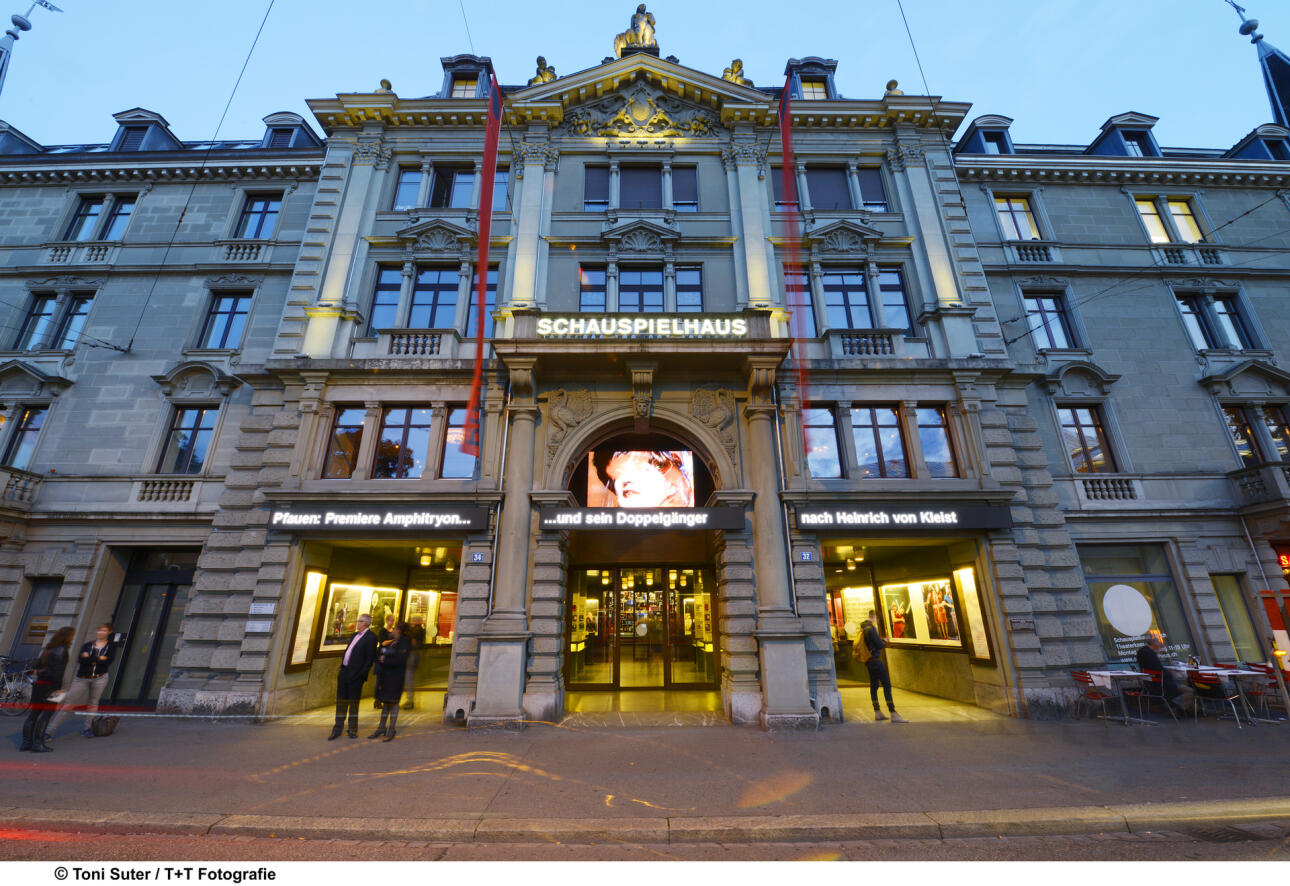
top-left (854, 610), bottom-right (908, 723)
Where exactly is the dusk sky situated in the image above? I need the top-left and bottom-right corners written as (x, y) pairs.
top-left (0, 0), bottom-right (1284, 151)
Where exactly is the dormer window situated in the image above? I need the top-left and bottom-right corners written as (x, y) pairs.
top-left (1268, 139), bottom-right (1290, 161)
top-left (1122, 131), bottom-right (1154, 157)
top-left (982, 132), bottom-right (1009, 154)
top-left (267, 128), bottom-right (293, 149)
top-left (451, 76), bottom-right (479, 98)
top-left (118, 126), bottom-right (148, 151)
top-left (799, 78), bottom-right (828, 100)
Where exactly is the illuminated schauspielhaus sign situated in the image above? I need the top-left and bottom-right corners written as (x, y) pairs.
top-left (536, 314), bottom-right (749, 339)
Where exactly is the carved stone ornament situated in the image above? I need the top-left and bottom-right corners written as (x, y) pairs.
top-left (559, 81), bottom-right (719, 139)
top-left (619, 229), bottom-right (662, 254)
top-left (885, 143), bottom-right (925, 172)
top-left (720, 142), bottom-right (767, 175)
top-left (352, 141), bottom-right (393, 168)
top-left (690, 385), bottom-right (737, 456)
top-left (416, 228), bottom-right (462, 255)
top-left (152, 361), bottom-right (242, 399)
top-left (820, 230), bottom-right (864, 254)
top-left (545, 386), bottom-right (594, 465)
top-left (206, 273), bottom-right (262, 288)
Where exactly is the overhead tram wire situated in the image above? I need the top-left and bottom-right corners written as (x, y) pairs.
top-left (123, 0), bottom-right (277, 353)
top-left (457, 0), bottom-right (476, 56)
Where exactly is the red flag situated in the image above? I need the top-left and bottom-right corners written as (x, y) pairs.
top-left (778, 77), bottom-right (812, 455)
top-left (460, 70), bottom-right (503, 457)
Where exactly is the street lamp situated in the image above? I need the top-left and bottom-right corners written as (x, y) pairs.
top-left (0, 2), bottom-right (63, 99)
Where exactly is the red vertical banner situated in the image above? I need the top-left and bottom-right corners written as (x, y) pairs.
top-left (460, 70), bottom-right (503, 457)
top-left (778, 76), bottom-right (812, 458)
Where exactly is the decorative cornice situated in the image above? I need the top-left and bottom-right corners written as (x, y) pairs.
top-left (0, 162), bottom-right (321, 186)
top-left (955, 157), bottom-right (1290, 189)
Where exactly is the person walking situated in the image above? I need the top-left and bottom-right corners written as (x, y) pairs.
top-left (330, 613), bottom-right (377, 740)
top-left (369, 621), bottom-right (411, 742)
top-left (402, 616), bottom-right (425, 710)
top-left (860, 610), bottom-right (908, 723)
top-left (20, 626), bottom-right (74, 752)
top-left (48, 623), bottom-right (115, 738)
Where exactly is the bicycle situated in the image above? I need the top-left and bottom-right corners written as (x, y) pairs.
top-left (0, 655), bottom-right (35, 716)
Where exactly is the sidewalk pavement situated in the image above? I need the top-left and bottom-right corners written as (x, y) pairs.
top-left (3, 690), bottom-right (1289, 845)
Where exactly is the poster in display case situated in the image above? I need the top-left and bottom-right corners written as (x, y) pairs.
top-left (953, 566), bottom-right (994, 662)
top-left (317, 582), bottom-right (403, 653)
top-left (878, 578), bottom-right (964, 649)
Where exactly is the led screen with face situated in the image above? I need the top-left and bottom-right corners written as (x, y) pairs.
top-left (587, 449), bottom-right (695, 508)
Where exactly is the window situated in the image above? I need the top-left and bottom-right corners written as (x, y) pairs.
top-left (619, 167), bottom-right (662, 210)
top-left (675, 267), bottom-right (703, 312)
top-left (466, 267), bottom-right (497, 339)
top-left (584, 167), bottom-right (609, 211)
top-left (14, 295), bottom-right (56, 350)
top-left (267, 128), bottom-right (293, 149)
top-left (1224, 406), bottom-right (1262, 467)
top-left (392, 168), bottom-right (422, 210)
top-left (672, 167), bottom-right (698, 212)
top-left (805, 167), bottom-right (851, 210)
top-left (856, 168), bottom-right (888, 211)
top-left (1135, 196), bottom-right (1205, 244)
top-left (64, 197), bottom-right (104, 241)
top-left (982, 131), bottom-right (1009, 154)
top-left (368, 268), bottom-right (402, 334)
top-left (1267, 140), bottom-right (1290, 161)
top-left (799, 77), bottom-right (828, 100)
top-left (491, 168), bottom-right (510, 212)
top-left (1174, 292), bottom-right (1256, 350)
top-left (995, 195), bottom-right (1040, 240)
top-left (118, 126), bottom-right (148, 151)
top-left (1211, 574), bottom-right (1263, 663)
top-left (373, 406), bottom-right (433, 479)
top-left (803, 408), bottom-right (842, 478)
top-left (1024, 293), bottom-right (1076, 349)
top-left (157, 406), bottom-right (219, 474)
top-left (851, 407), bottom-right (907, 478)
top-left (1258, 406), bottom-right (1290, 461)
top-left (234, 193), bottom-right (281, 239)
top-left (1122, 131), bottom-right (1153, 157)
top-left (917, 407), bottom-right (958, 477)
top-left (429, 166), bottom-right (474, 209)
top-left (409, 267), bottom-right (459, 328)
top-left (321, 408), bottom-right (365, 479)
top-left (64, 195), bottom-right (134, 241)
top-left (2, 406), bottom-right (45, 470)
top-left (772, 168), bottom-right (798, 212)
top-left (440, 407), bottom-right (476, 479)
top-left (1058, 406), bottom-right (1116, 474)
top-left (14, 293), bottom-right (93, 351)
top-left (579, 267), bottom-right (607, 312)
top-left (52, 295), bottom-right (92, 350)
top-left (199, 293), bottom-right (251, 349)
top-left (877, 268), bottom-right (912, 334)
top-left (450, 76), bottom-right (479, 98)
top-left (1081, 544), bottom-right (1195, 665)
top-left (784, 267), bottom-right (816, 337)
top-left (822, 268), bottom-right (871, 329)
top-left (618, 268), bottom-right (664, 312)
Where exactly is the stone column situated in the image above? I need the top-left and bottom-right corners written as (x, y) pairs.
top-left (712, 491), bottom-right (761, 724)
top-left (526, 490), bottom-right (576, 723)
top-left (745, 357), bottom-right (818, 729)
top-left (722, 150), bottom-right (751, 308)
top-left (724, 139), bottom-right (773, 308)
top-left (509, 140), bottom-right (551, 308)
top-left (468, 357), bottom-right (538, 729)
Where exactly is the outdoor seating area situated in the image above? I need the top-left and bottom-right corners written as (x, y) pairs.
top-left (1073, 662), bottom-right (1288, 727)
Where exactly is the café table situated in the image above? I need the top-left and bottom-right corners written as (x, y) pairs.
top-left (1085, 670), bottom-right (1156, 725)
top-left (1163, 664), bottom-right (1269, 723)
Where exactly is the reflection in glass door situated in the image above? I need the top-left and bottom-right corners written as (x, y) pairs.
top-left (566, 567), bottom-right (716, 690)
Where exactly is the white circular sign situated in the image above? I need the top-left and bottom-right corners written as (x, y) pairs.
top-left (843, 620), bottom-right (860, 640)
top-left (1102, 584), bottom-right (1153, 636)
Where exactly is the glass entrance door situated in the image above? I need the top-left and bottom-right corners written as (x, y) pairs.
top-left (566, 566), bottom-right (716, 690)
top-left (108, 550), bottom-right (198, 706)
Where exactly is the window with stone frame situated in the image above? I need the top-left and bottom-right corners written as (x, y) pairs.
top-left (373, 406), bottom-right (434, 479)
top-left (619, 166), bottom-right (663, 210)
top-left (466, 267), bottom-right (497, 339)
top-left (440, 407), bottom-right (477, 479)
top-left (156, 406), bottom-right (220, 475)
top-left (1024, 292), bottom-right (1078, 350)
top-left (408, 267), bottom-right (460, 328)
top-left (579, 266), bottom-right (607, 311)
top-left (771, 167), bottom-right (799, 212)
top-left (584, 166), bottom-right (610, 211)
top-left (1, 405), bottom-right (47, 471)
top-left (675, 266), bottom-right (703, 312)
top-left (805, 166), bottom-right (852, 211)
top-left (1135, 196), bottom-right (1206, 245)
top-left (1223, 404), bottom-right (1290, 467)
top-left (803, 407), bottom-right (843, 478)
top-left (617, 266), bottom-right (665, 313)
top-left (672, 166), bottom-right (698, 212)
top-left (197, 292), bottom-right (252, 350)
top-left (856, 168), bottom-right (888, 212)
top-left (1057, 405), bottom-right (1117, 474)
top-left (1174, 291), bottom-right (1257, 351)
top-left (799, 77), bottom-right (828, 100)
top-left (429, 166), bottom-right (475, 209)
top-left (321, 407), bottom-right (366, 479)
top-left (63, 194), bottom-right (135, 242)
top-left (851, 406), bottom-right (908, 478)
top-left (783, 266), bottom-right (816, 338)
top-left (822, 267), bottom-right (872, 329)
top-left (368, 267), bottom-right (402, 334)
top-left (392, 167), bottom-right (423, 210)
top-left (234, 192), bottom-right (282, 239)
top-left (994, 195), bottom-right (1041, 240)
top-left (916, 407), bottom-right (960, 478)
top-left (14, 291), bottom-right (95, 352)
top-left (450, 76), bottom-right (479, 98)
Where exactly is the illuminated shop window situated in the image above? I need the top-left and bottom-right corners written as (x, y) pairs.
top-left (1080, 544), bottom-right (1195, 665)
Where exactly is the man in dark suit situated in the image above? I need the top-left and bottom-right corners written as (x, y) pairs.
top-left (330, 613), bottom-right (377, 739)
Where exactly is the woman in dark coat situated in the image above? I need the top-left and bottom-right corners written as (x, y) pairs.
top-left (368, 622), bottom-right (411, 742)
top-left (21, 626), bottom-right (74, 753)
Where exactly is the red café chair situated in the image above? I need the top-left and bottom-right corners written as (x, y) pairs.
top-left (1243, 663), bottom-right (1287, 720)
top-left (1188, 669), bottom-right (1243, 727)
top-left (1071, 670), bottom-right (1125, 725)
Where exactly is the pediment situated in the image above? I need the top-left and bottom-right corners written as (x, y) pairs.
top-left (1200, 359), bottom-right (1290, 399)
top-left (0, 361), bottom-right (71, 398)
top-left (1043, 360), bottom-right (1120, 397)
top-left (152, 361), bottom-right (242, 399)
top-left (602, 218), bottom-right (680, 254)
top-left (554, 77), bottom-right (725, 139)
top-left (803, 219), bottom-right (883, 256)
top-left (1100, 111), bottom-right (1159, 132)
top-left (394, 219), bottom-right (476, 255)
top-left (513, 53), bottom-right (767, 109)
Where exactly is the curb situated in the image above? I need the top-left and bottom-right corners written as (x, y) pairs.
top-left (3, 799), bottom-right (1290, 843)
